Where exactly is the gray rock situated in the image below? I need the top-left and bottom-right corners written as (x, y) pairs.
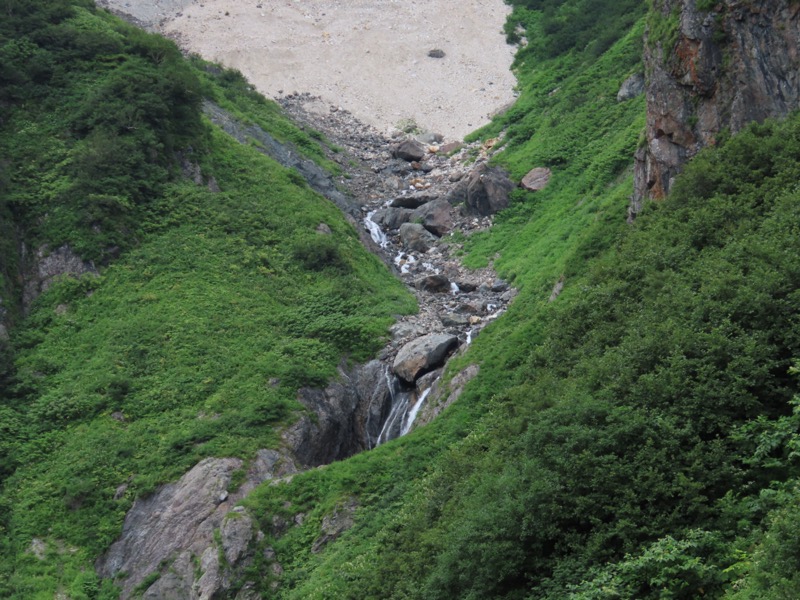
top-left (311, 498), bottom-right (358, 553)
top-left (427, 49), bottom-right (446, 59)
top-left (415, 131), bottom-right (444, 144)
top-left (520, 167), bottom-right (552, 192)
top-left (415, 274), bottom-right (451, 293)
top-left (393, 334), bottom-right (459, 383)
top-left (220, 513), bottom-right (254, 565)
top-left (284, 360), bottom-right (396, 464)
top-left (372, 207), bottom-right (414, 230)
top-left (617, 73), bottom-right (645, 102)
top-left (412, 198), bottom-right (454, 236)
top-left (22, 244), bottom-right (98, 313)
top-left (97, 446), bottom-right (295, 600)
top-left (441, 313), bottom-right (470, 327)
top-left (399, 223), bottom-right (437, 253)
top-left (454, 280), bottom-right (478, 292)
top-left (490, 279), bottom-right (509, 292)
top-left (390, 192), bottom-right (437, 209)
top-left (632, 1), bottom-right (800, 216)
top-left (447, 163), bottom-right (514, 216)
top-left (390, 321), bottom-right (424, 341)
top-left (97, 457), bottom-right (242, 598)
top-left (142, 551), bottom-right (194, 600)
top-left (392, 140), bottom-right (427, 162)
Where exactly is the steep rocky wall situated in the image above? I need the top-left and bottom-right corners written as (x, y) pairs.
top-left (632, 0), bottom-right (800, 217)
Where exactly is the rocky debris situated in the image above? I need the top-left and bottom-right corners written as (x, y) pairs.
top-left (97, 451), bottom-right (296, 599)
top-left (311, 497), bottom-right (358, 553)
top-left (276, 93), bottom-right (518, 420)
top-left (632, 0), bottom-right (800, 217)
top-left (22, 244), bottom-right (98, 313)
top-left (316, 222), bottom-right (332, 235)
top-left (399, 223), bottom-right (438, 253)
top-left (448, 163), bottom-right (515, 216)
top-left (428, 49), bottom-right (446, 59)
top-left (393, 334), bottom-right (459, 383)
top-left (520, 167), bottom-right (552, 192)
top-left (617, 73), bottom-right (645, 102)
top-left (29, 538), bottom-right (47, 560)
top-left (393, 140), bottom-right (427, 162)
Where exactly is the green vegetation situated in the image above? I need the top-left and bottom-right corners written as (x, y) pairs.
top-left (0, 1), bottom-right (413, 596)
top-left (230, 2), bottom-right (800, 599)
top-left (2, 0), bottom-right (799, 598)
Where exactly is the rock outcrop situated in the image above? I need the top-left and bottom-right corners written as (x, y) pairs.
top-left (22, 244), bottom-right (98, 312)
top-left (632, 0), bottom-right (800, 217)
top-left (97, 451), bottom-right (296, 599)
top-left (284, 360), bottom-right (397, 464)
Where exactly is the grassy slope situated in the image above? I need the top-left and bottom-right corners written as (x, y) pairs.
top-left (0, 3), bottom-right (413, 597)
top-left (234, 2), bottom-right (800, 599)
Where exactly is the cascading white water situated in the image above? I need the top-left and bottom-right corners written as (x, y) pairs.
top-left (364, 210), bottom-right (389, 248)
top-left (375, 391), bottom-right (410, 446)
top-left (401, 387), bottom-right (431, 436)
top-left (466, 328), bottom-right (473, 344)
top-left (450, 281), bottom-right (460, 295)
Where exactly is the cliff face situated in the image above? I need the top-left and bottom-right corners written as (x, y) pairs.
top-left (632, 0), bottom-right (800, 217)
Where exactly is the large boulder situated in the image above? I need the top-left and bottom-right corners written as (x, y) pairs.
top-left (399, 223), bottom-right (437, 253)
top-left (393, 334), bottom-right (459, 383)
top-left (412, 198), bottom-right (454, 236)
top-left (447, 163), bottom-right (514, 216)
top-left (390, 192), bottom-right (437, 209)
top-left (392, 140), bottom-right (427, 162)
top-left (371, 207), bottom-right (414, 230)
top-left (415, 274), bottom-right (451, 293)
top-left (520, 167), bottom-right (552, 192)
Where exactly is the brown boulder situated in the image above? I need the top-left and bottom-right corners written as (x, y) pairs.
top-left (520, 167), bottom-right (552, 192)
top-left (412, 198), bottom-right (454, 236)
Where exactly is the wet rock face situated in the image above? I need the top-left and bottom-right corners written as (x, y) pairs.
top-left (632, 0), bottom-right (800, 217)
top-left (285, 360), bottom-right (396, 465)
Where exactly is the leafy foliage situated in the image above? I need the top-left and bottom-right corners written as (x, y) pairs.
top-left (0, 2), bottom-right (414, 596)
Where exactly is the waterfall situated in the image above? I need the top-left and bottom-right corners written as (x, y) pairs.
top-left (401, 388), bottom-right (431, 436)
top-left (375, 388), bottom-right (411, 445)
top-left (364, 211), bottom-right (389, 248)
